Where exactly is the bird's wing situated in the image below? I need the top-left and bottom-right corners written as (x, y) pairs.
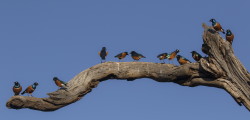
top-left (60, 80), bottom-right (67, 85)
top-left (115, 53), bottom-right (122, 58)
top-left (157, 53), bottom-right (163, 58)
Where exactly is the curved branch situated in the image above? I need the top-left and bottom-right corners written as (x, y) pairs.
top-left (7, 62), bottom-right (207, 111)
top-left (6, 23), bottom-right (250, 111)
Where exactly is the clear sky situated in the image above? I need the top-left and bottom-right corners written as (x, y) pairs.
top-left (0, 0), bottom-right (250, 119)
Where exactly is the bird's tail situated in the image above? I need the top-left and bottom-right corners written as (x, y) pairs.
top-left (21, 91), bottom-right (25, 95)
top-left (114, 55), bottom-right (119, 58)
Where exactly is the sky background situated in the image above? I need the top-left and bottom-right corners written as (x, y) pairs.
top-left (0, 0), bottom-right (250, 119)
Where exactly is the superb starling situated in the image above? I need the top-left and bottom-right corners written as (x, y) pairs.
top-left (226, 29), bottom-right (234, 44)
top-left (21, 82), bottom-right (39, 97)
top-left (176, 55), bottom-right (191, 65)
top-left (114, 52), bottom-right (129, 61)
top-left (191, 51), bottom-right (202, 61)
top-left (53, 77), bottom-right (67, 89)
top-left (13, 81), bottom-right (22, 96)
top-left (130, 51), bottom-right (146, 61)
top-left (99, 47), bottom-right (108, 63)
top-left (168, 49), bottom-right (180, 63)
top-left (201, 44), bottom-right (210, 57)
top-left (209, 18), bottom-right (225, 34)
top-left (157, 53), bottom-right (169, 63)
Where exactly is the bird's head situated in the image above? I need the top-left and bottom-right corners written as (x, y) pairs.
top-left (53, 77), bottom-right (58, 81)
top-left (130, 51), bottom-right (135, 54)
top-left (226, 29), bottom-right (232, 35)
top-left (125, 52), bottom-right (129, 55)
top-left (14, 81), bottom-right (19, 85)
top-left (191, 51), bottom-right (196, 54)
top-left (175, 49), bottom-right (180, 53)
top-left (209, 18), bottom-right (216, 23)
top-left (34, 82), bottom-right (39, 86)
top-left (176, 55), bottom-right (181, 59)
top-left (102, 47), bottom-right (106, 50)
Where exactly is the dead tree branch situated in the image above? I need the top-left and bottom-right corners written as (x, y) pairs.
top-left (6, 23), bottom-right (250, 111)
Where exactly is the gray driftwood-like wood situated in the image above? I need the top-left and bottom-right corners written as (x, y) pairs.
top-left (6, 23), bottom-right (250, 111)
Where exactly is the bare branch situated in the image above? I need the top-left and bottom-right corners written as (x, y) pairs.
top-left (6, 23), bottom-right (250, 111)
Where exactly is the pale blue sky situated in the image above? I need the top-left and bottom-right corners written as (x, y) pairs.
top-left (0, 0), bottom-right (250, 120)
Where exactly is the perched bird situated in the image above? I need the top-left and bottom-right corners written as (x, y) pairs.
top-left (13, 81), bottom-right (22, 96)
top-left (201, 44), bottom-right (210, 56)
top-left (114, 52), bottom-right (128, 61)
top-left (226, 29), bottom-right (234, 44)
top-left (176, 55), bottom-right (191, 65)
top-left (191, 51), bottom-right (202, 61)
top-left (53, 77), bottom-right (67, 89)
top-left (98, 47), bottom-right (108, 63)
top-left (209, 18), bottom-right (225, 34)
top-left (157, 53), bottom-right (169, 63)
top-left (21, 82), bottom-right (39, 97)
top-left (168, 49), bottom-right (180, 63)
top-left (130, 51), bottom-right (146, 61)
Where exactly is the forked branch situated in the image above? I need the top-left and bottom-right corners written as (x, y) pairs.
top-left (6, 23), bottom-right (250, 111)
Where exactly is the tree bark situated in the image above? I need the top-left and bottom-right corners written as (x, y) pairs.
top-left (6, 23), bottom-right (250, 111)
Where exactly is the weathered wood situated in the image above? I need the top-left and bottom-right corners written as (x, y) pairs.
top-left (6, 23), bottom-right (250, 111)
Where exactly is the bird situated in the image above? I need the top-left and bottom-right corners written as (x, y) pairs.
top-left (114, 52), bottom-right (129, 61)
top-left (201, 44), bottom-right (210, 57)
top-left (209, 18), bottom-right (225, 34)
top-left (176, 55), bottom-right (191, 65)
top-left (13, 81), bottom-right (22, 96)
top-left (157, 53), bottom-right (169, 63)
top-left (226, 29), bottom-right (234, 44)
top-left (168, 49), bottom-right (180, 63)
top-left (130, 51), bottom-right (146, 61)
top-left (98, 47), bottom-right (108, 63)
top-left (53, 77), bottom-right (67, 89)
top-left (21, 82), bottom-right (39, 97)
top-left (191, 51), bottom-right (203, 61)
